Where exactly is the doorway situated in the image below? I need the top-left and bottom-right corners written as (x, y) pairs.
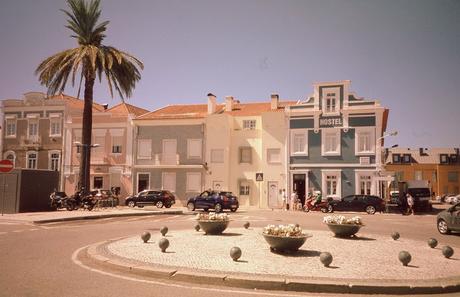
top-left (293, 174), bottom-right (306, 206)
top-left (137, 173), bottom-right (150, 193)
top-left (267, 181), bottom-right (279, 208)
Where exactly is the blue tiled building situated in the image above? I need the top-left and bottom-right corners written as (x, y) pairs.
top-left (286, 81), bottom-right (389, 205)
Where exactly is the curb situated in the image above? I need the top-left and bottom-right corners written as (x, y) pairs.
top-left (78, 239), bottom-right (460, 295)
top-left (33, 210), bottom-right (183, 224)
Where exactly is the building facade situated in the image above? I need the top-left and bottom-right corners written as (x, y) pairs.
top-left (286, 81), bottom-right (389, 205)
top-left (385, 148), bottom-right (460, 197)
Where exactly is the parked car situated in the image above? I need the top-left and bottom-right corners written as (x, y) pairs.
top-left (186, 190), bottom-right (239, 212)
top-left (328, 194), bottom-right (385, 214)
top-left (437, 202), bottom-right (460, 235)
top-left (125, 190), bottom-right (175, 208)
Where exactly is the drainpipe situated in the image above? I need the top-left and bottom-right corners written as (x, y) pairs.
top-left (285, 106), bottom-right (290, 200)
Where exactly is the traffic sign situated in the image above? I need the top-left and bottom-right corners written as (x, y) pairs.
top-left (256, 172), bottom-right (263, 182)
top-left (0, 159), bottom-right (14, 173)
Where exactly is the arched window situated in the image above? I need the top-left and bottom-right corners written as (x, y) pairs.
top-left (4, 151), bottom-right (16, 167)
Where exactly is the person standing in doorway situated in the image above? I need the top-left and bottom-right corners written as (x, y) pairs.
top-left (290, 191), bottom-right (298, 211)
top-left (406, 192), bottom-right (415, 215)
top-left (281, 189), bottom-right (287, 211)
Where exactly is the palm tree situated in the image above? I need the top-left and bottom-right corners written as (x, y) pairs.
top-left (36, 0), bottom-right (143, 194)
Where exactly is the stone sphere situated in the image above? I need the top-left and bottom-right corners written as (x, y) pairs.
top-left (398, 251), bottom-right (411, 266)
top-left (442, 246), bottom-right (454, 258)
top-left (141, 231), bottom-right (151, 243)
top-left (243, 222), bottom-right (250, 229)
top-left (194, 224), bottom-right (200, 231)
top-left (391, 232), bottom-right (400, 240)
top-left (230, 247), bottom-right (242, 261)
top-left (427, 238), bottom-right (438, 249)
top-left (320, 252), bottom-right (333, 267)
top-left (158, 238), bottom-right (169, 253)
top-left (160, 226), bottom-right (168, 236)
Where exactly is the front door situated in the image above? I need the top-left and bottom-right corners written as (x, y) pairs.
top-left (267, 181), bottom-right (279, 208)
top-left (293, 174), bottom-right (306, 206)
top-left (137, 173), bottom-right (150, 193)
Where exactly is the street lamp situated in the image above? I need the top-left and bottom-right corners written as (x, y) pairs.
top-left (74, 141), bottom-right (100, 194)
top-left (375, 131), bottom-right (398, 202)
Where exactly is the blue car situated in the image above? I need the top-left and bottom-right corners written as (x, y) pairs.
top-left (186, 190), bottom-right (239, 213)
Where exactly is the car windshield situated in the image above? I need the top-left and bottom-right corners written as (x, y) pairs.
top-left (408, 188), bottom-right (431, 198)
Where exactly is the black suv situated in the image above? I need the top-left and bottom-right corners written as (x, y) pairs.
top-left (125, 190), bottom-right (175, 208)
top-left (329, 194), bottom-right (385, 214)
top-left (186, 190), bottom-right (239, 212)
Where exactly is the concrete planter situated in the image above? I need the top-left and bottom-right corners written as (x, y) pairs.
top-left (197, 220), bottom-right (230, 235)
top-left (262, 234), bottom-right (310, 252)
top-left (326, 223), bottom-right (363, 238)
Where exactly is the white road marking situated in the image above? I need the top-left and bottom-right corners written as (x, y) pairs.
top-left (71, 246), bottom-right (304, 297)
top-left (0, 232), bottom-right (7, 235)
top-left (12, 229), bottom-right (25, 233)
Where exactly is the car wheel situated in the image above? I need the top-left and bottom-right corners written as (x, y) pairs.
top-left (214, 203), bottom-right (223, 213)
top-left (156, 201), bottom-right (164, 208)
top-left (187, 202), bottom-right (195, 211)
top-left (365, 205), bottom-right (376, 215)
top-left (230, 208), bottom-right (237, 212)
top-left (437, 219), bottom-right (450, 235)
top-left (165, 203), bottom-right (172, 208)
top-left (320, 207), bottom-right (328, 213)
top-left (127, 201), bottom-right (135, 208)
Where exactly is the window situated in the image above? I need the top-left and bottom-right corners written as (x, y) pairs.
top-left (162, 172), bottom-right (176, 192)
top-left (138, 139), bottom-right (152, 159)
top-left (326, 175), bottom-right (338, 196)
top-left (26, 151), bottom-right (38, 169)
top-left (28, 119), bottom-right (39, 140)
top-left (49, 152), bottom-right (60, 171)
top-left (450, 154), bottom-right (458, 164)
top-left (211, 149), bottom-right (224, 163)
top-left (112, 136), bottom-right (123, 154)
top-left (392, 154), bottom-right (401, 163)
top-left (402, 154), bottom-right (411, 164)
top-left (290, 130), bottom-right (308, 155)
top-left (93, 177), bottom-right (103, 189)
top-left (355, 128), bottom-right (375, 155)
top-left (74, 132), bottom-right (82, 154)
top-left (414, 171), bottom-right (423, 181)
top-left (322, 129), bottom-right (340, 155)
top-left (267, 149), bottom-right (281, 164)
top-left (359, 175), bottom-right (372, 195)
top-left (440, 154), bottom-right (448, 164)
top-left (322, 170), bottom-right (341, 198)
top-left (93, 136), bottom-right (105, 160)
top-left (4, 151), bottom-right (15, 167)
top-left (243, 120), bottom-right (256, 130)
top-left (49, 117), bottom-right (61, 136)
top-left (239, 147), bottom-right (252, 163)
top-left (186, 172), bottom-right (201, 192)
top-left (321, 87), bottom-right (340, 115)
top-left (239, 181), bottom-right (250, 195)
top-left (448, 172), bottom-right (458, 182)
top-left (5, 118), bottom-right (16, 137)
top-left (187, 139), bottom-right (202, 159)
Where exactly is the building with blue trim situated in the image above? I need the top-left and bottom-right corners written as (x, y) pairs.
top-left (286, 81), bottom-right (389, 205)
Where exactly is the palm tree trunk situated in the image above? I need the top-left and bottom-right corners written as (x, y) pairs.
top-left (78, 75), bottom-right (95, 195)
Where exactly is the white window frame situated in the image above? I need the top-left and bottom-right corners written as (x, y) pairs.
top-left (267, 148), bottom-right (281, 164)
top-left (26, 151), bottom-right (38, 169)
top-left (210, 149), bottom-right (224, 163)
top-left (28, 118), bottom-right (39, 139)
top-left (4, 151), bottom-right (16, 167)
top-left (186, 172), bottom-right (201, 192)
top-left (242, 119), bottom-right (256, 130)
top-left (239, 147), bottom-right (252, 164)
top-left (239, 180), bottom-right (250, 196)
top-left (321, 170), bottom-right (341, 198)
top-left (49, 114), bottom-right (62, 137)
top-left (5, 117), bottom-right (17, 138)
top-left (290, 129), bottom-right (308, 156)
top-left (137, 139), bottom-right (152, 159)
top-left (355, 171), bottom-right (374, 195)
top-left (111, 136), bottom-right (123, 154)
top-left (355, 127), bottom-right (375, 155)
top-left (162, 172), bottom-right (176, 193)
top-left (321, 87), bottom-right (340, 115)
top-left (321, 128), bottom-right (341, 156)
top-left (48, 150), bottom-right (61, 171)
top-left (187, 139), bottom-right (202, 159)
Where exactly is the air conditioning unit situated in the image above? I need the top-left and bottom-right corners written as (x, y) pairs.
top-left (360, 157), bottom-right (370, 165)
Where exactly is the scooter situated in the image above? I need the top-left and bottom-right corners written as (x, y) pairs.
top-left (67, 189), bottom-right (97, 211)
top-left (303, 198), bottom-right (333, 213)
top-left (49, 191), bottom-right (74, 211)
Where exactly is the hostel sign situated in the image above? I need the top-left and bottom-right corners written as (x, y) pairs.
top-left (319, 116), bottom-right (343, 128)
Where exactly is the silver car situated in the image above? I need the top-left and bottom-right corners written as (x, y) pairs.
top-left (437, 203), bottom-right (460, 235)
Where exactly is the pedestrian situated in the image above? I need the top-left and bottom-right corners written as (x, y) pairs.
top-left (290, 191), bottom-right (297, 211)
top-left (281, 189), bottom-right (287, 211)
top-left (406, 192), bottom-right (415, 215)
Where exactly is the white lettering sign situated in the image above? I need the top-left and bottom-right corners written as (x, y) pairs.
top-left (319, 117), bottom-right (343, 127)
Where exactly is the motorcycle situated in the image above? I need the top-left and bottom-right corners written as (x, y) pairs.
top-left (49, 191), bottom-right (74, 211)
top-left (303, 197), bottom-right (333, 213)
top-left (67, 189), bottom-right (97, 211)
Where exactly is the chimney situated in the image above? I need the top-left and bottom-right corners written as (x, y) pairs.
top-left (207, 93), bottom-right (217, 114)
top-left (225, 96), bottom-right (234, 112)
top-left (271, 93), bottom-right (279, 110)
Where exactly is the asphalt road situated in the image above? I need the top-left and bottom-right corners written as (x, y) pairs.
top-left (1, 208), bottom-right (459, 297)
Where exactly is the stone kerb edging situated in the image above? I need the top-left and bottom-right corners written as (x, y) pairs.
top-left (78, 239), bottom-right (460, 295)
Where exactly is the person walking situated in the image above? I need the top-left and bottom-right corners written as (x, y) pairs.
top-left (290, 191), bottom-right (298, 211)
top-left (406, 192), bottom-right (415, 215)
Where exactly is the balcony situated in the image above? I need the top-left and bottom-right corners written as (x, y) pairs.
top-left (154, 153), bottom-right (179, 165)
top-left (20, 135), bottom-right (41, 147)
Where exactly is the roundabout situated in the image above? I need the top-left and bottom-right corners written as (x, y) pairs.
top-left (77, 225), bottom-right (460, 294)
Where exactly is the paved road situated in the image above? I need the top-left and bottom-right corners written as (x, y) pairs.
top-left (1, 209), bottom-right (459, 297)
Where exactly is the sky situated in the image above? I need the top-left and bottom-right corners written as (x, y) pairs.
top-left (0, 0), bottom-right (459, 148)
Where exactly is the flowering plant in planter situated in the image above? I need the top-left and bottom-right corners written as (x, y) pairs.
top-left (263, 224), bottom-right (304, 237)
top-left (196, 212), bottom-right (229, 221)
top-left (323, 215), bottom-right (363, 225)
